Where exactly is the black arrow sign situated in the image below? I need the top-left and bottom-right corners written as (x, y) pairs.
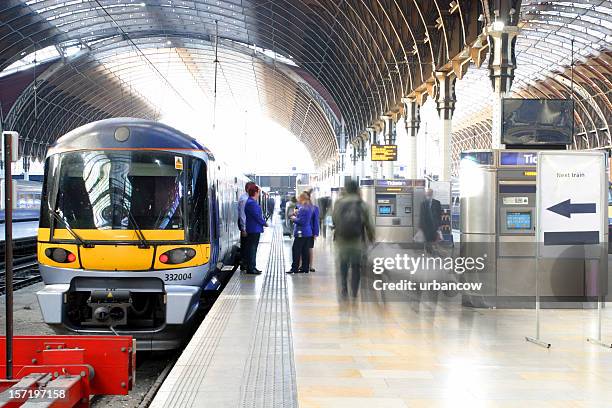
top-left (547, 199), bottom-right (596, 218)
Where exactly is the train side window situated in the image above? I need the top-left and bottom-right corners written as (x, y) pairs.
top-left (186, 158), bottom-right (209, 243)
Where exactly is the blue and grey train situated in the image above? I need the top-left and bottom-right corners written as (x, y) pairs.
top-left (36, 118), bottom-right (247, 350)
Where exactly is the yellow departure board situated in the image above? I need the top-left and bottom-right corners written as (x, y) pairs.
top-left (371, 144), bottom-right (397, 161)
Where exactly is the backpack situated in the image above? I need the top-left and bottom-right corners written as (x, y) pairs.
top-left (335, 199), bottom-right (364, 240)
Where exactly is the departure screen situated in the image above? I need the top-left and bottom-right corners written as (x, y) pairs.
top-left (378, 205), bottom-right (392, 215)
top-left (506, 212), bottom-right (532, 230)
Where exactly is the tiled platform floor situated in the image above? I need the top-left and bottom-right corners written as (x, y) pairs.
top-left (153, 222), bottom-right (612, 408)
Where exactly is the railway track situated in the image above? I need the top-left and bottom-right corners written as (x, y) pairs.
top-left (0, 238), bottom-right (40, 295)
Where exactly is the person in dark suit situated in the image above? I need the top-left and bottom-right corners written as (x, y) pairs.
top-left (244, 185), bottom-right (268, 274)
top-left (419, 188), bottom-right (442, 255)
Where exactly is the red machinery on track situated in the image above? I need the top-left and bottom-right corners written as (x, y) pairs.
top-left (0, 336), bottom-right (135, 407)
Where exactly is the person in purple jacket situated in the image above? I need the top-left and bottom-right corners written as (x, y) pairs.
top-left (244, 184), bottom-right (268, 275)
top-left (306, 190), bottom-right (320, 272)
top-left (287, 192), bottom-right (316, 274)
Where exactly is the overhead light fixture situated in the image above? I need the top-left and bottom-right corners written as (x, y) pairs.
top-left (478, 14), bottom-right (485, 22)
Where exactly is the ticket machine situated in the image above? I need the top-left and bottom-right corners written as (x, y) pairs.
top-left (360, 179), bottom-right (425, 243)
top-left (460, 149), bottom-right (598, 307)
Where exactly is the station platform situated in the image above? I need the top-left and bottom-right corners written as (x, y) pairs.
top-left (151, 223), bottom-right (612, 408)
top-left (0, 220), bottom-right (38, 241)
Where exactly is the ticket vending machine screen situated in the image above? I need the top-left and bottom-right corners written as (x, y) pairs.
top-left (506, 211), bottom-right (532, 230)
top-left (378, 205), bottom-right (393, 215)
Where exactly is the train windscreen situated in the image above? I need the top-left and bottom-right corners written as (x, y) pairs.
top-left (44, 151), bottom-right (188, 231)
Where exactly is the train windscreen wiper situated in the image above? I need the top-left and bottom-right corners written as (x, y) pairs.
top-left (47, 206), bottom-right (94, 248)
top-left (121, 203), bottom-right (150, 249)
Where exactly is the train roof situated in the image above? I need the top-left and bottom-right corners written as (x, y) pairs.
top-left (46, 118), bottom-right (214, 158)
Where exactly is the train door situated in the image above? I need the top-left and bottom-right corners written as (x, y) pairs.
top-left (209, 168), bottom-right (220, 267)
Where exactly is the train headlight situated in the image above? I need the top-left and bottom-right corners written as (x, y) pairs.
top-left (159, 248), bottom-right (197, 264)
top-left (45, 247), bottom-right (77, 263)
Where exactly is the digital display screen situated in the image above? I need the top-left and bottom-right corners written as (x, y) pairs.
top-left (378, 205), bottom-right (392, 215)
top-left (460, 151), bottom-right (494, 165)
top-left (499, 151), bottom-right (538, 166)
top-left (506, 212), bottom-right (532, 230)
top-left (502, 99), bottom-right (573, 145)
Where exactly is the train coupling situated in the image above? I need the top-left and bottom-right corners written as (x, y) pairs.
top-left (86, 289), bottom-right (132, 326)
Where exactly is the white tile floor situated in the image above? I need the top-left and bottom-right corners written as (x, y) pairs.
top-left (153, 225), bottom-right (612, 407)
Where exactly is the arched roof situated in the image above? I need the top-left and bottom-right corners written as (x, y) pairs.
top-left (0, 0), bottom-right (504, 165)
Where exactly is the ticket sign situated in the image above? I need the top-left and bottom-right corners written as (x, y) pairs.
top-left (371, 144), bottom-right (397, 161)
top-left (536, 151), bottom-right (607, 251)
top-left (500, 151), bottom-right (538, 166)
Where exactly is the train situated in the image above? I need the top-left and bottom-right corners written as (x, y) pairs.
top-left (36, 118), bottom-right (249, 350)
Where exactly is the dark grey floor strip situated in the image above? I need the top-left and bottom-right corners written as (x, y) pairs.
top-left (240, 226), bottom-right (298, 408)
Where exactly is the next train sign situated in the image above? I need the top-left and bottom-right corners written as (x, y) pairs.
top-left (536, 151), bottom-right (607, 248)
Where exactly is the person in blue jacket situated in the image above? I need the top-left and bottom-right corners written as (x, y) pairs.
top-left (287, 192), bottom-right (316, 273)
top-left (244, 184), bottom-right (268, 274)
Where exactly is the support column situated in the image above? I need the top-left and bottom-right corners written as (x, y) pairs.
top-left (350, 142), bottom-right (359, 179)
top-left (487, 25), bottom-right (518, 149)
top-left (367, 127), bottom-right (378, 179)
top-left (402, 97), bottom-right (420, 179)
top-left (381, 115), bottom-right (396, 179)
top-left (434, 71), bottom-right (457, 182)
top-left (22, 156), bottom-right (30, 181)
top-left (359, 135), bottom-right (369, 179)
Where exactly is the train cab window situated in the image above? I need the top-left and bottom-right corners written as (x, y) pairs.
top-left (186, 158), bottom-right (209, 243)
top-left (46, 150), bottom-right (185, 231)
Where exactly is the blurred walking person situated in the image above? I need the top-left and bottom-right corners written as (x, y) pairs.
top-left (266, 195), bottom-right (275, 219)
top-left (419, 188), bottom-right (442, 255)
top-left (318, 196), bottom-right (332, 239)
top-left (244, 184), bottom-right (268, 274)
top-left (287, 192), bottom-right (316, 274)
top-left (332, 180), bottom-right (375, 298)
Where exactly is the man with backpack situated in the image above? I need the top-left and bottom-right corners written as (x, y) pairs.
top-left (332, 180), bottom-right (375, 298)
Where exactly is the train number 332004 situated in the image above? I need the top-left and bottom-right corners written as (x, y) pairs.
top-left (164, 273), bottom-right (192, 282)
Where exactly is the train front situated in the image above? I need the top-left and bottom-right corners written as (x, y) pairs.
top-left (36, 118), bottom-right (212, 350)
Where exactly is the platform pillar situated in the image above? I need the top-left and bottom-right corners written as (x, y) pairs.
top-left (22, 156), bottom-right (30, 181)
top-left (350, 142), bottom-right (358, 179)
top-left (359, 135), bottom-right (369, 180)
top-left (486, 24), bottom-right (518, 149)
top-left (367, 127), bottom-right (378, 179)
top-left (434, 71), bottom-right (456, 182)
top-left (402, 97), bottom-right (420, 179)
top-left (381, 115), bottom-right (396, 179)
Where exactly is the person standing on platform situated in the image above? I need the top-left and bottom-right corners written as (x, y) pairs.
top-left (419, 188), bottom-right (442, 255)
top-left (284, 196), bottom-right (297, 235)
top-left (318, 196), bottom-right (331, 239)
top-left (287, 192), bottom-right (315, 274)
top-left (332, 180), bottom-right (375, 299)
top-left (266, 195), bottom-right (275, 220)
top-left (305, 189), bottom-right (319, 272)
top-left (244, 184), bottom-right (268, 275)
top-left (238, 181), bottom-right (256, 271)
